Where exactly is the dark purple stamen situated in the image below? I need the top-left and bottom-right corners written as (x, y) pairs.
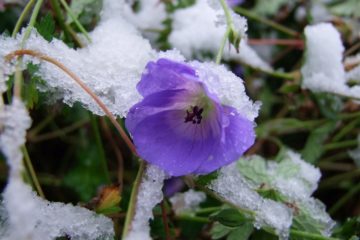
top-left (185, 105), bottom-right (204, 124)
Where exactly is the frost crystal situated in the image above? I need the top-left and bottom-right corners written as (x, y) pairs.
top-left (125, 165), bottom-right (166, 240)
top-left (237, 151), bottom-right (335, 237)
top-left (190, 61), bottom-right (261, 121)
top-left (170, 190), bottom-right (206, 215)
top-left (0, 99), bottom-right (114, 240)
top-left (208, 163), bottom-right (292, 237)
top-left (169, 0), bottom-right (271, 71)
top-left (301, 23), bottom-right (360, 98)
top-left (0, 0), bottom-right (155, 117)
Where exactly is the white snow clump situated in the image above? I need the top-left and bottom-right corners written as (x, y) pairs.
top-left (0, 0), bottom-right (155, 117)
top-left (170, 189), bottom-right (206, 215)
top-left (190, 61), bottom-right (261, 121)
top-left (208, 163), bottom-right (293, 237)
top-left (169, 0), bottom-right (271, 71)
top-left (301, 23), bottom-right (360, 99)
top-left (125, 165), bottom-right (166, 240)
top-left (0, 99), bottom-right (114, 240)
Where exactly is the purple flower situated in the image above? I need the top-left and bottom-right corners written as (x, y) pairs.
top-left (227, 0), bottom-right (244, 7)
top-left (126, 58), bottom-right (255, 176)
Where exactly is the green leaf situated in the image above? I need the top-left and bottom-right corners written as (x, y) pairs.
top-left (63, 136), bottom-right (109, 201)
top-left (211, 222), bottom-right (233, 239)
top-left (35, 14), bottom-right (55, 42)
top-left (227, 222), bottom-right (253, 240)
top-left (314, 93), bottom-right (343, 120)
top-left (333, 217), bottom-right (360, 239)
top-left (329, 0), bottom-right (360, 18)
top-left (67, 0), bottom-right (102, 26)
top-left (237, 156), bottom-right (272, 184)
top-left (210, 208), bottom-right (248, 227)
top-left (301, 121), bottom-right (336, 164)
top-left (256, 118), bottom-right (321, 138)
top-left (253, 0), bottom-right (288, 16)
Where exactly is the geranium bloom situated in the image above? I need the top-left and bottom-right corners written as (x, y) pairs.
top-left (126, 58), bottom-right (255, 176)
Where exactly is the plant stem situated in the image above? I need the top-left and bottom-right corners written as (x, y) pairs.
top-left (13, 0), bottom-right (44, 98)
top-left (329, 183), bottom-right (360, 215)
top-left (161, 200), bottom-right (171, 240)
top-left (5, 49), bottom-right (137, 155)
top-left (320, 169), bottom-right (360, 189)
top-left (122, 160), bottom-right (146, 239)
top-left (332, 118), bottom-right (359, 142)
top-left (29, 119), bottom-right (89, 142)
top-left (49, 0), bottom-right (83, 47)
top-left (21, 0), bottom-right (44, 47)
top-left (323, 140), bottom-right (358, 151)
top-left (21, 145), bottom-right (45, 198)
top-left (289, 229), bottom-right (340, 240)
top-left (59, 0), bottom-right (92, 42)
top-left (234, 7), bottom-right (299, 37)
top-left (11, 0), bottom-right (36, 37)
top-left (90, 114), bottom-right (110, 183)
top-left (216, 28), bottom-right (230, 64)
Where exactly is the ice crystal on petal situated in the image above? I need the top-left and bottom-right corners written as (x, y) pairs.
top-left (170, 189), bottom-right (206, 215)
top-left (126, 58), bottom-right (256, 176)
top-left (125, 165), bottom-right (166, 240)
top-left (190, 61), bottom-right (260, 121)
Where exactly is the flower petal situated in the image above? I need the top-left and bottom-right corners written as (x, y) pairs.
top-left (137, 58), bottom-right (197, 97)
top-left (195, 106), bottom-right (255, 174)
top-left (127, 108), bottom-right (222, 176)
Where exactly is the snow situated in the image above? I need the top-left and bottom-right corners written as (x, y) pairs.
top-left (123, 0), bottom-right (167, 34)
top-left (0, 99), bottom-right (114, 240)
top-left (125, 165), bottom-right (166, 240)
top-left (301, 23), bottom-right (360, 99)
top-left (170, 189), bottom-right (206, 215)
top-left (190, 61), bottom-right (261, 121)
top-left (0, 0), bottom-right (155, 117)
top-left (169, 0), bottom-right (271, 71)
top-left (208, 163), bottom-right (292, 237)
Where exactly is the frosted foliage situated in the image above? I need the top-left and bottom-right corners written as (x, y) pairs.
top-left (240, 152), bottom-right (335, 236)
top-left (169, 0), bottom-right (271, 71)
top-left (125, 165), bottom-right (166, 240)
top-left (1, 180), bottom-right (114, 240)
top-left (281, 151), bottom-right (321, 198)
top-left (0, 99), bottom-right (31, 178)
top-left (190, 61), bottom-right (260, 121)
top-left (170, 189), bottom-right (206, 215)
top-left (301, 23), bottom-right (360, 98)
top-left (0, 2), bottom-right (155, 117)
top-left (208, 163), bottom-right (292, 236)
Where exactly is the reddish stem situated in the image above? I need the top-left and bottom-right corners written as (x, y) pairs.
top-left (248, 38), bottom-right (304, 48)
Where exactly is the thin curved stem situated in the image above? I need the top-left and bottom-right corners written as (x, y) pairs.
top-left (6, 49), bottom-right (137, 155)
top-left (11, 0), bottom-right (36, 37)
top-left (122, 160), bottom-right (146, 239)
top-left (216, 28), bottom-right (230, 64)
top-left (59, 0), bottom-right (92, 42)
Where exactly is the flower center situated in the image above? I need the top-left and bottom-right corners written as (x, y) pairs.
top-left (184, 105), bottom-right (204, 124)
